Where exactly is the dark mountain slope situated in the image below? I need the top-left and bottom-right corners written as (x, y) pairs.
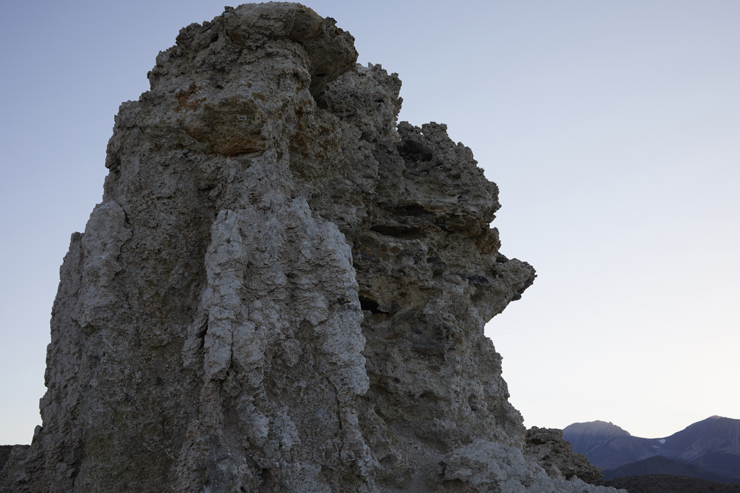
top-left (602, 455), bottom-right (739, 483)
top-left (660, 416), bottom-right (740, 477)
top-left (693, 452), bottom-right (740, 479)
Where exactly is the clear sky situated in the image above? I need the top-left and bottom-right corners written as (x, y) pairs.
top-left (1, 0), bottom-right (738, 445)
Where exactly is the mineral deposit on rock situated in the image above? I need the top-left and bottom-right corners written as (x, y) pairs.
top-left (1, 3), bottom-right (622, 492)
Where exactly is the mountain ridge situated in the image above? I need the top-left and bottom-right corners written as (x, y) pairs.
top-left (564, 416), bottom-right (740, 480)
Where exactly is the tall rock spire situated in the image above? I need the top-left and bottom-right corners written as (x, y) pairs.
top-left (1, 4), bottom-right (618, 492)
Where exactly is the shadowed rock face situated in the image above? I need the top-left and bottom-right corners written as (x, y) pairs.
top-left (0, 4), bottom-right (618, 492)
top-left (524, 427), bottom-right (603, 483)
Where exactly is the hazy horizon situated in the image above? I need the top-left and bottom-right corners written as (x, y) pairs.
top-left (1, 0), bottom-right (738, 444)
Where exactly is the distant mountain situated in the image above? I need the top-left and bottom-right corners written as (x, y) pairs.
top-left (564, 416), bottom-right (740, 481)
top-left (562, 420), bottom-right (661, 470)
top-left (660, 416), bottom-right (740, 477)
top-left (602, 455), bottom-right (738, 483)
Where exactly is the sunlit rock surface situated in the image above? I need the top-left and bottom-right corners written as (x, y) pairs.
top-left (0, 3), bottom-right (621, 492)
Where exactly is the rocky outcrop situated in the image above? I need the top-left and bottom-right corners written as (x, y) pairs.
top-left (0, 446), bottom-right (19, 476)
top-left (524, 427), bottom-right (603, 483)
top-left (0, 3), bottom-right (620, 492)
top-left (0, 446), bottom-right (28, 487)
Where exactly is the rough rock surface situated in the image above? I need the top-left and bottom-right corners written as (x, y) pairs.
top-left (0, 446), bottom-right (21, 476)
top-left (524, 427), bottom-right (603, 483)
top-left (0, 3), bottom-right (622, 492)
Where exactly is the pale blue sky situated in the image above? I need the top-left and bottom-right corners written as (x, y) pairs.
top-left (1, 0), bottom-right (738, 444)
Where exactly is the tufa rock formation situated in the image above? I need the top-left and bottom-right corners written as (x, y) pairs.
top-left (0, 447), bottom-right (21, 477)
top-left (0, 4), bottom-right (621, 492)
top-left (523, 427), bottom-right (603, 483)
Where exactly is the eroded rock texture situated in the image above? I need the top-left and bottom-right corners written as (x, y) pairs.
top-left (524, 427), bottom-right (603, 483)
top-left (0, 3), bottom-right (620, 492)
